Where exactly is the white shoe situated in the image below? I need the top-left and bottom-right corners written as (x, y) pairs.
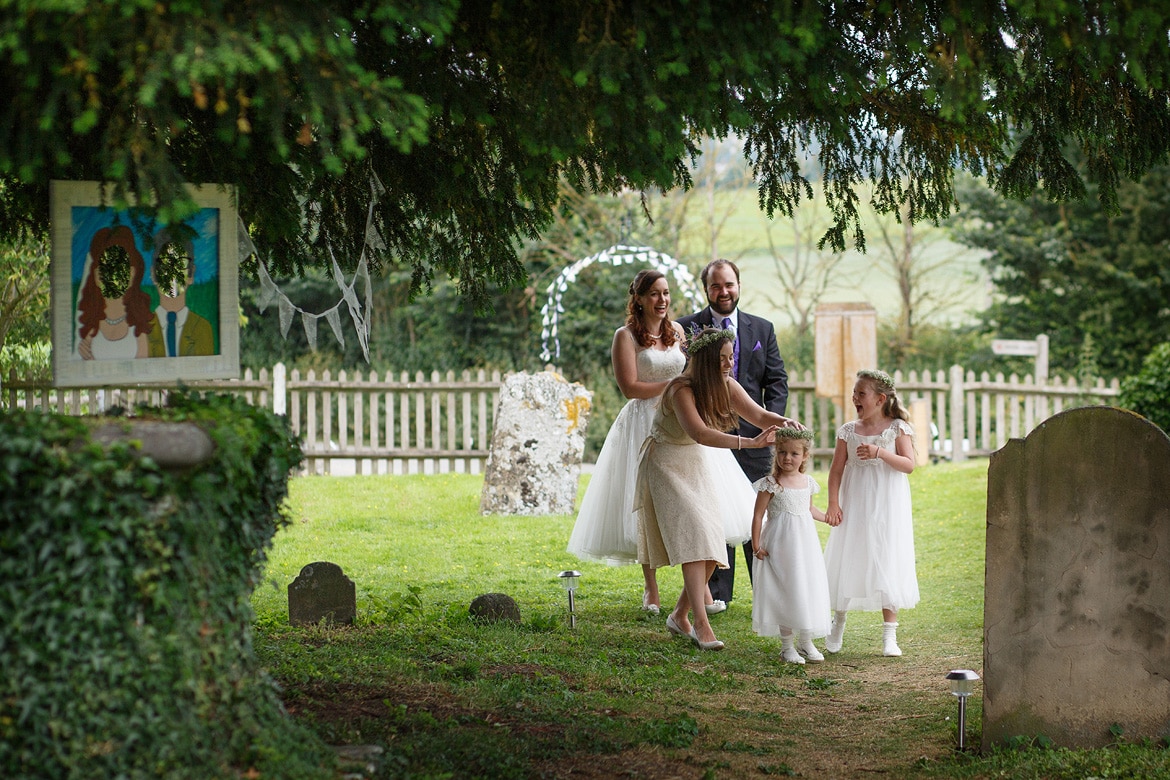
top-left (826, 612), bottom-right (846, 653)
top-left (882, 622), bottom-right (902, 657)
top-left (798, 631), bottom-right (824, 663)
top-left (690, 628), bottom-right (725, 651)
top-left (781, 646), bottom-right (806, 664)
top-left (704, 599), bottom-right (727, 615)
top-left (641, 590), bottom-right (660, 616)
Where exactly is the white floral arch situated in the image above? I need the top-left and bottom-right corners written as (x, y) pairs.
top-left (539, 245), bottom-right (704, 362)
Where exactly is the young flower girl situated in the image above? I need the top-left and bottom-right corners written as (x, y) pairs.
top-left (750, 428), bottom-right (831, 664)
top-left (823, 369), bottom-right (920, 657)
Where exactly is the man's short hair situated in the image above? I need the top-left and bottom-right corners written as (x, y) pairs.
top-left (700, 258), bottom-right (740, 287)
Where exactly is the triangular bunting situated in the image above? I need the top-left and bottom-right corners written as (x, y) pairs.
top-left (301, 311), bottom-right (318, 350)
top-left (278, 295), bottom-right (295, 337)
top-left (325, 308), bottom-right (345, 348)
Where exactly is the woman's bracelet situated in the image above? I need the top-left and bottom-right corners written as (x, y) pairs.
top-left (737, 434), bottom-right (742, 450)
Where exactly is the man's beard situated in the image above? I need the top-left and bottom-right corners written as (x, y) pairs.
top-left (709, 294), bottom-right (738, 317)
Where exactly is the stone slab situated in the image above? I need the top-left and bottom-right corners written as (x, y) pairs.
top-left (982, 406), bottom-right (1170, 749)
top-left (479, 370), bottom-right (591, 516)
top-left (288, 561), bottom-right (356, 627)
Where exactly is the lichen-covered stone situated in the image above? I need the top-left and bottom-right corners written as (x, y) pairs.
top-left (479, 370), bottom-right (592, 516)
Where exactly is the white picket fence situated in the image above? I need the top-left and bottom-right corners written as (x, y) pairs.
top-left (3, 364), bottom-right (1120, 474)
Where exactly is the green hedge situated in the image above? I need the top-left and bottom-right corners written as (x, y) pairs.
top-left (0, 393), bottom-right (333, 779)
top-left (1120, 342), bottom-right (1170, 434)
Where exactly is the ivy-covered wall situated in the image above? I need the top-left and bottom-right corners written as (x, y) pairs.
top-left (0, 394), bottom-right (333, 779)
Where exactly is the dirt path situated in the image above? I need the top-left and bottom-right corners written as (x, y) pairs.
top-left (289, 647), bottom-right (971, 779)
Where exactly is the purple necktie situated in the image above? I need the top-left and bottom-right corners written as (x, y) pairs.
top-left (722, 316), bottom-right (739, 379)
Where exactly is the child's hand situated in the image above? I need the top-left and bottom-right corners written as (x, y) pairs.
top-left (856, 443), bottom-right (879, 460)
top-left (825, 505), bottom-right (843, 527)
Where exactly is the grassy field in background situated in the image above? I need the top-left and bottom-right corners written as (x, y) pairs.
top-left (251, 462), bottom-right (1170, 779)
top-left (664, 187), bottom-right (991, 328)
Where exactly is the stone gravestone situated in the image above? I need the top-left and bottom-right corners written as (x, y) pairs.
top-left (288, 561), bottom-right (357, 627)
top-left (983, 406), bottom-right (1170, 749)
top-left (469, 593), bottom-right (521, 624)
top-left (479, 370), bottom-right (592, 516)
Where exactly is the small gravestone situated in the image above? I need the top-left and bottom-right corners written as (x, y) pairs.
top-left (469, 593), bottom-right (521, 624)
top-left (983, 406), bottom-right (1170, 749)
top-left (288, 561), bottom-right (356, 626)
top-left (479, 370), bottom-right (592, 516)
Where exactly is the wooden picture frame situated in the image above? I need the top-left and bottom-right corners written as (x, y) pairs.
top-left (50, 181), bottom-right (240, 387)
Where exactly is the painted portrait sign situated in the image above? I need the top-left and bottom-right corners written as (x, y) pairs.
top-left (50, 181), bottom-right (239, 387)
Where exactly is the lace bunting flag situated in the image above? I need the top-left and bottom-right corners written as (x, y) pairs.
top-left (243, 181), bottom-right (383, 362)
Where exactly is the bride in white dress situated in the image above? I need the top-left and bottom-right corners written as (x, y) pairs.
top-left (75, 225), bottom-right (153, 361)
top-left (567, 270), bottom-right (755, 614)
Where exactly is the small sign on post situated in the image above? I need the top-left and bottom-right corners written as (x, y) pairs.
top-left (992, 335), bottom-right (1049, 382)
top-left (991, 339), bottom-right (1039, 356)
top-left (992, 335), bottom-right (1050, 418)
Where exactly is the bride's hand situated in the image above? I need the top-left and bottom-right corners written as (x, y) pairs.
top-left (750, 425), bottom-right (779, 448)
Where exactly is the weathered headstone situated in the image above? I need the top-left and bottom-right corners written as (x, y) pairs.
top-left (479, 370), bottom-right (592, 516)
top-left (469, 593), bottom-right (521, 624)
top-left (983, 406), bottom-right (1170, 749)
top-left (288, 561), bottom-right (357, 627)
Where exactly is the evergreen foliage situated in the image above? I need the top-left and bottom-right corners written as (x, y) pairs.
top-left (952, 167), bottom-right (1170, 377)
top-left (1119, 343), bottom-right (1170, 434)
top-left (1, 2), bottom-right (1168, 302)
top-left (0, 394), bottom-right (332, 779)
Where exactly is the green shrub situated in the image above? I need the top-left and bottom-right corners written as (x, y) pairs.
top-left (1119, 343), bottom-right (1170, 433)
top-left (0, 341), bottom-right (51, 383)
top-left (0, 393), bottom-right (333, 779)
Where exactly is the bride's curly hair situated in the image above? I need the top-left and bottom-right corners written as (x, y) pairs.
top-left (625, 270), bottom-right (678, 348)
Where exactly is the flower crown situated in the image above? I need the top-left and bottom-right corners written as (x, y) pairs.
top-left (857, 368), bottom-right (896, 394)
top-left (775, 427), bottom-right (814, 441)
top-left (686, 327), bottom-right (734, 355)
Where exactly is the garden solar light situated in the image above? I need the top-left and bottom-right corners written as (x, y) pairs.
top-left (946, 669), bottom-right (980, 751)
top-left (557, 570), bottom-right (581, 629)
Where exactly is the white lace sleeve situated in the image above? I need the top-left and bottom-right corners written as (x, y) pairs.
top-left (752, 475), bottom-right (779, 494)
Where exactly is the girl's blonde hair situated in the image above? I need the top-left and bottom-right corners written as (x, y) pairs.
top-left (856, 369), bottom-right (910, 422)
top-left (770, 428), bottom-right (814, 480)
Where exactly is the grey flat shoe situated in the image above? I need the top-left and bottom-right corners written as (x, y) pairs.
top-left (689, 628), bottom-right (725, 651)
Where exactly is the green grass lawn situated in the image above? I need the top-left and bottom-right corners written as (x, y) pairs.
top-left (252, 462), bottom-right (1170, 779)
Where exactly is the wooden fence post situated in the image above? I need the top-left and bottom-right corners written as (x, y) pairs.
top-left (950, 364), bottom-right (967, 463)
top-left (910, 398), bottom-right (932, 467)
top-left (272, 362), bottom-right (286, 415)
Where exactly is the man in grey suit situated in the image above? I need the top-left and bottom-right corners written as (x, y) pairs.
top-left (676, 258), bottom-right (789, 606)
